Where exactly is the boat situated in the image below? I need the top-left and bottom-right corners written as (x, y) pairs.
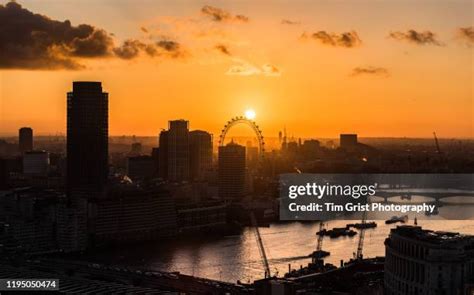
top-left (284, 259), bottom-right (337, 278)
top-left (385, 215), bottom-right (408, 224)
top-left (317, 227), bottom-right (357, 238)
top-left (309, 250), bottom-right (330, 259)
top-left (346, 221), bottom-right (377, 229)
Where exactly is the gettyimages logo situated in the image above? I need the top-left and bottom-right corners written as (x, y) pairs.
top-left (288, 182), bottom-right (378, 200)
top-left (280, 173), bottom-right (474, 221)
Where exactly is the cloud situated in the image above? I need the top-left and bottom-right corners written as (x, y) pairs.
top-left (113, 39), bottom-right (186, 59)
top-left (215, 44), bottom-right (231, 56)
top-left (0, 2), bottom-right (186, 69)
top-left (226, 60), bottom-right (281, 77)
top-left (201, 5), bottom-right (249, 23)
top-left (0, 1), bottom-right (114, 69)
top-left (350, 66), bottom-right (389, 77)
top-left (388, 30), bottom-right (444, 46)
top-left (281, 19), bottom-right (300, 25)
top-left (261, 64), bottom-right (281, 76)
top-left (302, 31), bottom-right (362, 48)
top-left (457, 27), bottom-right (474, 46)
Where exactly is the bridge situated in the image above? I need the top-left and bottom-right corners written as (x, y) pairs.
top-left (374, 188), bottom-right (474, 205)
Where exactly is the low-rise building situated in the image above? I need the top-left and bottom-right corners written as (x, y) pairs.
top-left (385, 225), bottom-right (474, 295)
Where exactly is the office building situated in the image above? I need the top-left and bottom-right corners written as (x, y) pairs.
top-left (127, 155), bottom-right (154, 180)
top-left (158, 120), bottom-right (190, 182)
top-left (151, 147), bottom-right (160, 176)
top-left (19, 127), bottom-right (33, 153)
top-left (158, 130), bottom-right (168, 179)
top-left (189, 130), bottom-right (212, 180)
top-left (0, 188), bottom-right (60, 253)
top-left (88, 188), bottom-right (177, 243)
top-left (23, 150), bottom-right (49, 176)
top-left (218, 142), bottom-right (246, 201)
top-left (67, 82), bottom-right (108, 196)
top-left (340, 134), bottom-right (358, 148)
top-left (385, 225), bottom-right (474, 295)
top-left (168, 120), bottom-right (190, 182)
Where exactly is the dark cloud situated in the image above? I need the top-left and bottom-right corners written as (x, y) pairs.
top-left (235, 15), bottom-right (249, 22)
top-left (388, 30), bottom-right (443, 46)
top-left (70, 29), bottom-right (114, 57)
top-left (458, 27), bottom-right (474, 45)
top-left (0, 1), bottom-right (114, 69)
top-left (113, 39), bottom-right (186, 60)
top-left (157, 40), bottom-right (179, 52)
top-left (351, 66), bottom-right (389, 77)
top-left (113, 39), bottom-right (144, 59)
top-left (215, 44), bottom-right (231, 56)
top-left (281, 19), bottom-right (300, 25)
top-left (302, 31), bottom-right (362, 48)
top-left (201, 5), bottom-right (249, 23)
top-left (0, 2), bottom-right (186, 69)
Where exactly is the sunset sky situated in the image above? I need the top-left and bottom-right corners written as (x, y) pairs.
top-left (0, 0), bottom-right (472, 138)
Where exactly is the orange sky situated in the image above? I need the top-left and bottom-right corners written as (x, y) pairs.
top-left (0, 0), bottom-right (472, 138)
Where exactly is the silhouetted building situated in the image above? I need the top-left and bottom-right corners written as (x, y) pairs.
top-left (151, 147), bottom-right (160, 176)
top-left (130, 142), bottom-right (142, 155)
top-left (0, 159), bottom-right (7, 189)
top-left (168, 120), bottom-right (189, 182)
top-left (0, 188), bottom-right (60, 253)
top-left (23, 151), bottom-right (49, 176)
top-left (158, 130), bottom-right (168, 179)
top-left (246, 146), bottom-right (259, 166)
top-left (159, 120), bottom-right (190, 182)
top-left (218, 142), bottom-right (246, 201)
top-left (127, 155), bottom-right (154, 180)
top-left (302, 139), bottom-right (320, 159)
top-left (88, 188), bottom-right (177, 243)
top-left (189, 130), bottom-right (212, 180)
top-left (340, 134), bottom-right (358, 148)
top-left (287, 141), bottom-right (298, 154)
top-left (19, 127), bottom-right (33, 153)
top-left (67, 82), bottom-right (108, 196)
top-left (385, 226), bottom-right (474, 295)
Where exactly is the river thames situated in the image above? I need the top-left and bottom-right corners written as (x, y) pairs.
top-left (90, 216), bottom-right (474, 283)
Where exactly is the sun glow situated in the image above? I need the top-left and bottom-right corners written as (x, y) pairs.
top-left (244, 109), bottom-right (256, 120)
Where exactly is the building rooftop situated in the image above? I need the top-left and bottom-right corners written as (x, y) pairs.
top-left (392, 225), bottom-right (474, 246)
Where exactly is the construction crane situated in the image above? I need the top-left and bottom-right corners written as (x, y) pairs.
top-left (316, 221), bottom-right (324, 254)
top-left (250, 212), bottom-right (271, 278)
top-left (433, 132), bottom-right (441, 154)
top-left (311, 221), bottom-right (330, 262)
top-left (355, 210), bottom-right (367, 260)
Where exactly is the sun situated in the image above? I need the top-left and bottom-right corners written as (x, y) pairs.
top-left (244, 109), bottom-right (256, 120)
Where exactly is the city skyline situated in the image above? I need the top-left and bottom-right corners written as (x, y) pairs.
top-left (0, 0), bottom-right (473, 138)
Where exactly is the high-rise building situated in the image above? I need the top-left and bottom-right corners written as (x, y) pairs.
top-left (23, 150), bottom-right (49, 176)
top-left (19, 127), bottom-right (33, 153)
top-left (67, 82), bottom-right (108, 196)
top-left (385, 226), bottom-right (474, 295)
top-left (218, 142), bottom-right (246, 201)
top-left (189, 130), bottom-right (212, 180)
top-left (340, 134), bottom-right (358, 149)
top-left (166, 120), bottom-right (190, 182)
top-left (158, 130), bottom-right (168, 179)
